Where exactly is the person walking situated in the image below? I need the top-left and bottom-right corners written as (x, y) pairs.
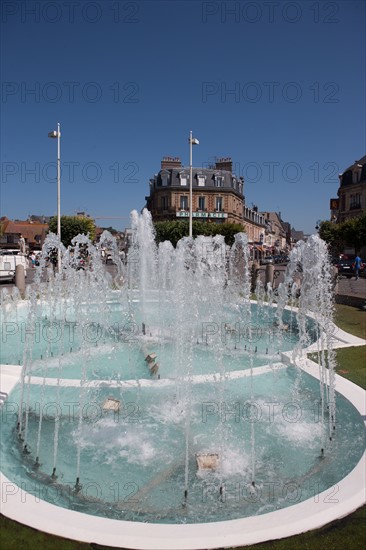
top-left (353, 254), bottom-right (362, 280)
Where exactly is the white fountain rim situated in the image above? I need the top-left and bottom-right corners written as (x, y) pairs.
top-left (21, 362), bottom-right (286, 388)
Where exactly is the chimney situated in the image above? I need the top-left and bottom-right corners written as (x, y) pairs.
top-left (215, 157), bottom-right (233, 173)
top-left (161, 156), bottom-right (182, 170)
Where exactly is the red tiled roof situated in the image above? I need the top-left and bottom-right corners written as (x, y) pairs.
top-left (0, 217), bottom-right (48, 244)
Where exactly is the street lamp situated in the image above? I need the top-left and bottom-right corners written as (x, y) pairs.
top-left (48, 123), bottom-right (61, 271)
top-left (188, 131), bottom-right (199, 238)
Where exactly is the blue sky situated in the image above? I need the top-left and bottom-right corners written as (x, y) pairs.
top-left (1, 0), bottom-right (365, 234)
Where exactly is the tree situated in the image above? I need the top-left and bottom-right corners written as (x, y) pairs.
top-left (342, 213), bottom-right (366, 253)
top-left (318, 221), bottom-right (344, 256)
top-left (48, 216), bottom-right (96, 247)
top-left (213, 222), bottom-right (245, 246)
top-left (319, 213), bottom-right (366, 255)
top-left (154, 220), bottom-right (245, 247)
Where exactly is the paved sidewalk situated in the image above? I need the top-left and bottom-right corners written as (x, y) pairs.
top-left (337, 275), bottom-right (366, 307)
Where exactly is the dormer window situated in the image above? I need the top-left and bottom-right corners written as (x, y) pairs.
top-left (215, 175), bottom-right (224, 187)
top-left (161, 170), bottom-right (169, 187)
top-left (197, 174), bottom-right (206, 187)
top-left (179, 171), bottom-right (188, 186)
top-left (232, 177), bottom-right (237, 189)
top-left (342, 171), bottom-right (352, 186)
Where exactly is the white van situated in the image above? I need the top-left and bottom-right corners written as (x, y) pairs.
top-left (0, 250), bottom-right (28, 282)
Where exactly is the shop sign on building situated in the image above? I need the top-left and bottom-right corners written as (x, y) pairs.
top-left (176, 212), bottom-right (228, 219)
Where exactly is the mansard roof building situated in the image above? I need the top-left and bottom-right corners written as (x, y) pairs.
top-left (145, 157), bottom-right (245, 226)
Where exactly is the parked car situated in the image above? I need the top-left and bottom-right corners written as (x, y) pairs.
top-left (0, 250), bottom-right (28, 282)
top-left (260, 256), bottom-right (274, 265)
top-left (273, 255), bottom-right (289, 264)
top-left (334, 256), bottom-right (365, 278)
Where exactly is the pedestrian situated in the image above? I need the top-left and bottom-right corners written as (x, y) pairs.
top-left (353, 254), bottom-right (362, 280)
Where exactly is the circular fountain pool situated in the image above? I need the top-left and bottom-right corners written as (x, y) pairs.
top-left (1, 211), bottom-right (365, 548)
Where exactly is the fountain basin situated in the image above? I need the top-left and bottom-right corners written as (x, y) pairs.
top-left (1, 349), bottom-right (365, 548)
top-left (1, 221), bottom-right (365, 547)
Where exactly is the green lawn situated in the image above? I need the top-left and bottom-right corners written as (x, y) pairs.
top-left (334, 303), bottom-right (366, 340)
top-left (1, 304), bottom-right (365, 550)
top-left (308, 345), bottom-right (366, 389)
top-left (334, 346), bottom-right (366, 388)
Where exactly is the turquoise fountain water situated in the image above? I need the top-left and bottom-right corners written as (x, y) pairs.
top-left (0, 210), bottom-right (364, 528)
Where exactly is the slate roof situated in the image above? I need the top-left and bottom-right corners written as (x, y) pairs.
top-left (151, 166), bottom-right (244, 196)
top-left (340, 154), bottom-right (366, 187)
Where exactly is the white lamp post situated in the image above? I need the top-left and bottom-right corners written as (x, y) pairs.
top-left (188, 131), bottom-right (199, 238)
top-left (48, 123), bottom-right (61, 272)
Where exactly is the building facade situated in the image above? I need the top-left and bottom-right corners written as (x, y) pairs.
top-left (145, 157), bottom-right (245, 226)
top-left (0, 217), bottom-right (48, 251)
top-left (242, 206), bottom-right (267, 244)
top-left (259, 212), bottom-right (287, 252)
top-left (336, 155), bottom-right (366, 223)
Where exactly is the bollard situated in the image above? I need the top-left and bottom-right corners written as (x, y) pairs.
top-left (265, 264), bottom-right (274, 288)
top-left (15, 264), bottom-right (26, 298)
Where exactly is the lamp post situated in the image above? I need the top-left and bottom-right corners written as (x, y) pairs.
top-left (188, 131), bottom-right (199, 238)
top-left (48, 123), bottom-right (61, 272)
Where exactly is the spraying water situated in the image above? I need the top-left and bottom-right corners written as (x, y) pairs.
top-left (0, 209), bottom-right (357, 525)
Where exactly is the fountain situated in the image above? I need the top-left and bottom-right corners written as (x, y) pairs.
top-left (0, 209), bottom-right (365, 549)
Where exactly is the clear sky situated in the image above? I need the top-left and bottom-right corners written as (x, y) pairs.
top-left (1, 0), bottom-right (365, 234)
